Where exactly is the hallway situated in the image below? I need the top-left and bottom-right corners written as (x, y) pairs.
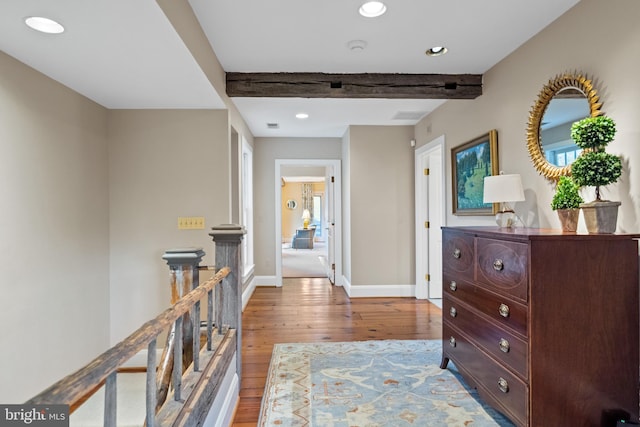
top-left (231, 278), bottom-right (443, 426)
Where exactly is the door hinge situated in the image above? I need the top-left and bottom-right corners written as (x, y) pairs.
top-left (424, 221), bottom-right (430, 228)
top-left (331, 176), bottom-right (335, 183)
top-left (425, 274), bottom-right (431, 281)
top-left (424, 168), bottom-right (430, 176)
top-left (332, 263), bottom-right (335, 270)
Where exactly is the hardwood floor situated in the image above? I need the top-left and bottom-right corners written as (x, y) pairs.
top-left (231, 277), bottom-right (443, 426)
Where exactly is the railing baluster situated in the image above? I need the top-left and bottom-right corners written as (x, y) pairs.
top-left (104, 372), bottom-right (117, 427)
top-left (146, 338), bottom-right (157, 427)
top-left (173, 317), bottom-right (183, 401)
top-left (193, 301), bottom-right (200, 371)
top-left (207, 289), bottom-right (213, 351)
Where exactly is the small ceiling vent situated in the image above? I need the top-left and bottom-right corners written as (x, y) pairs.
top-left (267, 122), bottom-right (280, 129)
top-left (392, 111), bottom-right (428, 120)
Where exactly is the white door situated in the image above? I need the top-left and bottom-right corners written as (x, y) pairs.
top-left (415, 136), bottom-right (445, 299)
top-left (325, 168), bottom-right (336, 284)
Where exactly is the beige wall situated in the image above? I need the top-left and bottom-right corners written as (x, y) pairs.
top-left (254, 138), bottom-right (342, 276)
top-left (281, 182), bottom-right (304, 240)
top-left (0, 51), bottom-right (110, 402)
top-left (108, 109), bottom-right (230, 343)
top-left (346, 126), bottom-right (416, 286)
top-left (416, 0), bottom-right (640, 232)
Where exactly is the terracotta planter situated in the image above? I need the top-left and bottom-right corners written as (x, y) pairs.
top-left (580, 200), bottom-right (621, 234)
top-left (556, 208), bottom-right (580, 232)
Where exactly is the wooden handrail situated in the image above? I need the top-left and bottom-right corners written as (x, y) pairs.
top-left (26, 267), bottom-right (230, 407)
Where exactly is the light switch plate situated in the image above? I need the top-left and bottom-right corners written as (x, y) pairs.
top-left (178, 216), bottom-right (205, 230)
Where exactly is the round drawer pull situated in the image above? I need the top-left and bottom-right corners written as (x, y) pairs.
top-left (449, 281), bottom-right (457, 291)
top-left (498, 377), bottom-right (509, 393)
top-left (453, 248), bottom-right (461, 259)
top-left (493, 259), bottom-right (504, 271)
top-left (499, 303), bottom-right (510, 318)
top-left (499, 338), bottom-right (510, 353)
top-left (449, 307), bottom-right (457, 317)
top-left (449, 337), bottom-right (456, 347)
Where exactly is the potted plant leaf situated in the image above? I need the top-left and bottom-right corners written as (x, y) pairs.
top-left (570, 115), bottom-right (622, 233)
top-left (551, 176), bottom-right (583, 232)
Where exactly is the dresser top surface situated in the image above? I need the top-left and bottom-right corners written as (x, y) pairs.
top-left (442, 226), bottom-right (640, 241)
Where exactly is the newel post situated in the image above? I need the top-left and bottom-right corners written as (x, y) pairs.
top-left (162, 247), bottom-right (206, 296)
top-left (161, 248), bottom-right (206, 397)
top-left (209, 224), bottom-right (246, 377)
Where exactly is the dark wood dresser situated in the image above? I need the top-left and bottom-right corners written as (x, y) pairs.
top-left (440, 226), bottom-right (639, 426)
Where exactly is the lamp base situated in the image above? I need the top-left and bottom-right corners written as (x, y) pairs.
top-left (495, 211), bottom-right (517, 228)
top-left (303, 219), bottom-right (310, 229)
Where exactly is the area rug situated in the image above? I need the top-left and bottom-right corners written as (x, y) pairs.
top-left (258, 339), bottom-right (514, 426)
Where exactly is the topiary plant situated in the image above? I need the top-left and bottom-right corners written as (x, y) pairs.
top-left (570, 115), bottom-right (616, 149)
top-left (551, 176), bottom-right (583, 210)
top-left (570, 115), bottom-right (622, 201)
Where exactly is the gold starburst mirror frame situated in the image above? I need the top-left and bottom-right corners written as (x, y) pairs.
top-left (526, 72), bottom-right (602, 180)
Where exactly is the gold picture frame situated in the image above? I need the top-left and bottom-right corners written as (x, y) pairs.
top-left (452, 130), bottom-right (499, 215)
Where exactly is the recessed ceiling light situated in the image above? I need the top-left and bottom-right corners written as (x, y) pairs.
top-left (426, 46), bottom-right (448, 57)
top-left (25, 16), bottom-right (65, 34)
top-left (359, 1), bottom-right (387, 18)
top-left (295, 113), bottom-right (309, 119)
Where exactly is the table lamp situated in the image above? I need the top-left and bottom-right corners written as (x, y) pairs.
top-left (483, 174), bottom-right (525, 228)
top-left (302, 209), bottom-right (311, 229)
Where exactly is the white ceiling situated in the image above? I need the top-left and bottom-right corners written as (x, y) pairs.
top-left (0, 0), bottom-right (580, 138)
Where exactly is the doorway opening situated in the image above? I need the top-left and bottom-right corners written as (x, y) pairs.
top-left (275, 159), bottom-right (342, 287)
top-left (281, 176), bottom-right (326, 278)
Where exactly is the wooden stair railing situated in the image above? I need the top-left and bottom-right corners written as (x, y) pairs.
top-left (26, 224), bottom-right (246, 427)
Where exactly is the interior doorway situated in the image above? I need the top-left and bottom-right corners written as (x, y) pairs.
top-left (281, 176), bottom-right (327, 278)
top-left (275, 159), bottom-right (342, 287)
top-left (415, 135), bottom-right (446, 299)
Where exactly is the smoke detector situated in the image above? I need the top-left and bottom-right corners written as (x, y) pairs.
top-left (347, 40), bottom-right (367, 52)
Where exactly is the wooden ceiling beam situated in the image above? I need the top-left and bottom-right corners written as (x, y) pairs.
top-left (226, 72), bottom-right (482, 99)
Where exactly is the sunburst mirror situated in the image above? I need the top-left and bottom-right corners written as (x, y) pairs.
top-left (526, 72), bottom-right (602, 180)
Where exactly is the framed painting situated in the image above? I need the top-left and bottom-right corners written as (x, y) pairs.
top-left (451, 130), bottom-right (499, 215)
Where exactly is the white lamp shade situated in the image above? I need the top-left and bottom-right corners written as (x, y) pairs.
top-left (483, 174), bottom-right (525, 204)
top-left (301, 209), bottom-right (311, 220)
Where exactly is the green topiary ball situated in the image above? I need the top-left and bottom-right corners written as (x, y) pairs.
top-left (570, 116), bottom-right (616, 150)
top-left (571, 151), bottom-right (622, 188)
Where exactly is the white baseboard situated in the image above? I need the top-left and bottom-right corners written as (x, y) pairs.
top-left (203, 355), bottom-right (238, 427)
top-left (341, 275), bottom-right (416, 298)
top-left (242, 276), bottom-right (256, 312)
top-left (254, 275), bottom-right (277, 286)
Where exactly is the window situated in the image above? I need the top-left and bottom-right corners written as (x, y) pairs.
top-left (312, 194), bottom-right (323, 237)
top-left (241, 137), bottom-right (254, 278)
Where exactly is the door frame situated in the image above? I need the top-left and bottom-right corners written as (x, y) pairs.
top-left (415, 135), bottom-right (446, 299)
top-left (275, 159), bottom-right (342, 287)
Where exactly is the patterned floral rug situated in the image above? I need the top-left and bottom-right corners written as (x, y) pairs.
top-left (258, 339), bottom-right (514, 426)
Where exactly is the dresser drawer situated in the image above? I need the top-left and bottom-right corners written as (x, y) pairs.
top-left (444, 297), bottom-right (528, 378)
top-left (443, 323), bottom-right (527, 426)
top-left (442, 229), bottom-right (475, 281)
top-left (444, 273), bottom-right (528, 338)
top-left (476, 238), bottom-right (528, 302)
